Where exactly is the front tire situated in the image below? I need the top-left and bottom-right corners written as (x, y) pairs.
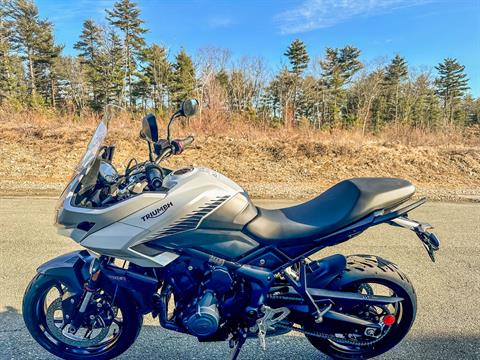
top-left (306, 255), bottom-right (417, 359)
top-left (23, 274), bottom-right (143, 360)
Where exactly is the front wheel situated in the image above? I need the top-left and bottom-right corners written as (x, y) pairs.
top-left (306, 255), bottom-right (417, 359)
top-left (23, 274), bottom-right (143, 360)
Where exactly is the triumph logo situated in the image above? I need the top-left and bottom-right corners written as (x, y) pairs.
top-left (141, 202), bottom-right (173, 221)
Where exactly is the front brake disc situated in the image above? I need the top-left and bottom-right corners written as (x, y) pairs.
top-left (45, 298), bottom-right (110, 347)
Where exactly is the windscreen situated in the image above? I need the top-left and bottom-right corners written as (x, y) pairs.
top-left (75, 114), bottom-right (109, 176)
top-left (56, 107), bottom-right (116, 209)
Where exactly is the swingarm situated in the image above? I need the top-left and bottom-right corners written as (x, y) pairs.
top-left (277, 261), bottom-right (402, 330)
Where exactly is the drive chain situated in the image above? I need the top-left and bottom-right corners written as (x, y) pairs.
top-left (268, 294), bottom-right (385, 347)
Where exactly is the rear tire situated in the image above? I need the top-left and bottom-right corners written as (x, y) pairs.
top-left (23, 274), bottom-right (143, 360)
top-left (306, 255), bottom-right (417, 359)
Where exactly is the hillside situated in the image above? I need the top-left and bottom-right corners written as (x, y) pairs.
top-left (1, 112), bottom-right (479, 202)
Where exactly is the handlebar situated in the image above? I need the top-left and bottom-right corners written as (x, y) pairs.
top-left (171, 136), bottom-right (195, 155)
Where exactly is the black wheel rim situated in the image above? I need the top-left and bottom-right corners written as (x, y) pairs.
top-left (326, 280), bottom-right (405, 355)
top-left (34, 280), bottom-right (124, 356)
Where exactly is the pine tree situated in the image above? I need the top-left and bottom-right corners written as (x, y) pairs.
top-left (266, 67), bottom-right (295, 125)
top-left (409, 73), bottom-right (440, 128)
top-left (34, 19), bottom-right (63, 108)
top-left (296, 75), bottom-right (323, 127)
top-left (74, 19), bottom-right (104, 109)
top-left (435, 58), bottom-right (469, 126)
top-left (8, 0), bottom-right (41, 100)
top-left (284, 39), bottom-right (309, 77)
top-left (0, 1), bottom-right (16, 103)
top-left (283, 39), bottom-right (309, 126)
top-left (384, 54), bottom-right (408, 122)
top-left (319, 45), bottom-right (362, 126)
top-left (8, 0), bottom-right (61, 106)
top-left (462, 96), bottom-right (480, 125)
top-left (170, 49), bottom-right (196, 105)
top-left (104, 30), bottom-right (125, 106)
top-left (106, 0), bottom-right (147, 107)
top-left (384, 55), bottom-right (408, 84)
top-left (143, 44), bottom-right (172, 111)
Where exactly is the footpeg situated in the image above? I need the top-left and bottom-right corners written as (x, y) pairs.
top-left (315, 303), bottom-right (332, 323)
top-left (256, 306), bottom-right (290, 350)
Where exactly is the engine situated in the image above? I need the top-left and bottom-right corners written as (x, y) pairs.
top-left (183, 291), bottom-right (220, 337)
top-left (163, 259), bottom-right (241, 339)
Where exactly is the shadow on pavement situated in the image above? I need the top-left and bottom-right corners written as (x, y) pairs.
top-left (1, 307), bottom-right (478, 360)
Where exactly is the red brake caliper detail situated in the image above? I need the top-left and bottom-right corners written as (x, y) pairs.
top-left (382, 314), bottom-right (396, 326)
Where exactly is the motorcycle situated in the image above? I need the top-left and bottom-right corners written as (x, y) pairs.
top-left (23, 99), bottom-right (440, 360)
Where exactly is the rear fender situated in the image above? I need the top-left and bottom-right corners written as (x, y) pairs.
top-left (306, 254), bottom-right (347, 288)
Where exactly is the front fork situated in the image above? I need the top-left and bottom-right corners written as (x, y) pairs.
top-left (67, 256), bottom-right (107, 333)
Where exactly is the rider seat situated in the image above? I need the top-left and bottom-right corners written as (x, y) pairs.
top-left (244, 178), bottom-right (415, 244)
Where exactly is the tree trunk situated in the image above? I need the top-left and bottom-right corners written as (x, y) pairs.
top-left (443, 89), bottom-right (449, 127)
top-left (51, 77), bottom-right (56, 109)
top-left (291, 79), bottom-right (298, 128)
top-left (394, 83), bottom-right (399, 122)
top-left (27, 49), bottom-right (36, 97)
top-left (126, 30), bottom-right (132, 108)
top-left (362, 94), bottom-right (376, 136)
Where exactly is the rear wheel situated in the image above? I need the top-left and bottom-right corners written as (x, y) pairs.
top-left (23, 274), bottom-right (143, 360)
top-left (305, 255), bottom-right (417, 359)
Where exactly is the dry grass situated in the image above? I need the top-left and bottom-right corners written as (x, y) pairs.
top-left (1, 106), bottom-right (479, 201)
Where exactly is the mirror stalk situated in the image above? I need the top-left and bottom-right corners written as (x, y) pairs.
top-left (167, 111), bottom-right (181, 142)
top-left (147, 141), bottom-right (154, 162)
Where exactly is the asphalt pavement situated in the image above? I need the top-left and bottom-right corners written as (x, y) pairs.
top-left (0, 198), bottom-right (479, 359)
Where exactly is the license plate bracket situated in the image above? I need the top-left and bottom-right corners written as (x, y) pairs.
top-left (389, 216), bottom-right (440, 262)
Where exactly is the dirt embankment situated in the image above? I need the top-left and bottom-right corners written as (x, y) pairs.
top-left (1, 120), bottom-right (479, 202)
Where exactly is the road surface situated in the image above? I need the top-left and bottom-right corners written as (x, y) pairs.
top-left (0, 198), bottom-right (479, 359)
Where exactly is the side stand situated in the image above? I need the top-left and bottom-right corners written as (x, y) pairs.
top-left (229, 329), bottom-right (247, 360)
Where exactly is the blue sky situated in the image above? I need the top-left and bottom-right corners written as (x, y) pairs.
top-left (37, 0), bottom-right (480, 96)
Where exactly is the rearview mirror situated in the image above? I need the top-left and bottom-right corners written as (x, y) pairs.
top-left (167, 99), bottom-right (199, 141)
top-left (180, 99), bottom-right (199, 117)
top-left (140, 113), bottom-right (159, 143)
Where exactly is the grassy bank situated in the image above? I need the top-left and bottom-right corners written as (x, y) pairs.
top-left (1, 108), bottom-right (479, 201)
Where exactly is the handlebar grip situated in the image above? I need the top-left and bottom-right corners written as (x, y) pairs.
top-left (182, 135), bottom-right (195, 147)
top-left (171, 136), bottom-right (195, 155)
top-left (145, 164), bottom-right (163, 190)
